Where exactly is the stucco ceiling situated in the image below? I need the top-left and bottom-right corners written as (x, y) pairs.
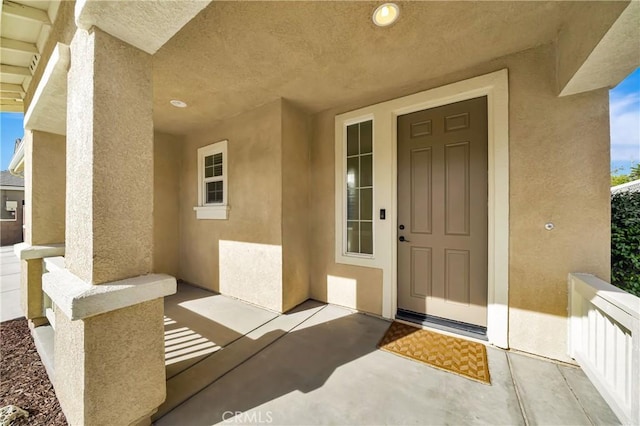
top-left (152, 1), bottom-right (601, 135)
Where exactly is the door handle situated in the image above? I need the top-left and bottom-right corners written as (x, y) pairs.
top-left (399, 236), bottom-right (410, 242)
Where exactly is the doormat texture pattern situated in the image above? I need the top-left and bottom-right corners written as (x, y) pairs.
top-left (378, 321), bottom-right (490, 384)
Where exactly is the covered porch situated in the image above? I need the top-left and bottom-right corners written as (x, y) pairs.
top-left (157, 282), bottom-right (619, 425)
top-left (4, 0), bottom-right (640, 424)
top-left (4, 245), bottom-right (629, 424)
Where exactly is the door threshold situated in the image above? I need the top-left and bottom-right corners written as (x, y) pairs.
top-left (395, 309), bottom-right (488, 341)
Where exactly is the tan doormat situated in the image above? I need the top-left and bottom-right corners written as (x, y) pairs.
top-left (378, 321), bottom-right (491, 384)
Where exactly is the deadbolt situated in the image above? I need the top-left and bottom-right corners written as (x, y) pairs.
top-left (399, 224), bottom-right (405, 230)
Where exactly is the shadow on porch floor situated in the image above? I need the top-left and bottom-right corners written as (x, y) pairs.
top-left (155, 282), bottom-right (619, 425)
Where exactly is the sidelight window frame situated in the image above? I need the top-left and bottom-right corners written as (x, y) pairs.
top-left (336, 115), bottom-right (376, 263)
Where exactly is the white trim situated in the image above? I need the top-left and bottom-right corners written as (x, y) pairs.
top-left (8, 138), bottom-right (25, 176)
top-left (0, 186), bottom-right (24, 191)
top-left (195, 140), bottom-right (229, 220)
top-left (193, 205), bottom-right (230, 220)
top-left (43, 269), bottom-right (177, 320)
top-left (334, 69), bottom-right (510, 348)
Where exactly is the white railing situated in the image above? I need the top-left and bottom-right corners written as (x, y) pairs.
top-left (568, 273), bottom-right (640, 425)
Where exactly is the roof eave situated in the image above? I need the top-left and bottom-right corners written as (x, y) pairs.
top-left (8, 138), bottom-right (25, 177)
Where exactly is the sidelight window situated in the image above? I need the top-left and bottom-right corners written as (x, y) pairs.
top-left (345, 120), bottom-right (373, 255)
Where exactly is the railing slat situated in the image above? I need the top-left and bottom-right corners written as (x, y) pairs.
top-left (605, 314), bottom-right (614, 385)
top-left (589, 308), bottom-right (596, 362)
top-left (597, 309), bottom-right (605, 371)
top-left (614, 323), bottom-right (623, 396)
top-left (626, 332), bottom-right (632, 405)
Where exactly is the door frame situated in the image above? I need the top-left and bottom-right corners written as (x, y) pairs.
top-left (396, 96), bottom-right (490, 328)
top-left (334, 69), bottom-right (509, 348)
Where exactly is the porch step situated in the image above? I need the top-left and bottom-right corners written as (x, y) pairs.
top-left (154, 300), bottom-right (326, 421)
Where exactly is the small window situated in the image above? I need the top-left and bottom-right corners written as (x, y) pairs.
top-left (194, 140), bottom-right (229, 220)
top-left (1, 198), bottom-right (18, 221)
top-left (345, 120), bottom-right (373, 255)
top-left (204, 152), bottom-right (224, 203)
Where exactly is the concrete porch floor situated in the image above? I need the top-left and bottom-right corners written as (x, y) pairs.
top-left (156, 283), bottom-right (620, 426)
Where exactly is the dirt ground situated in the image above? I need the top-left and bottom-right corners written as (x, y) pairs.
top-left (0, 318), bottom-right (66, 425)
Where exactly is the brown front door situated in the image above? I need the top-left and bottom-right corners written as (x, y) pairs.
top-left (397, 97), bottom-right (488, 327)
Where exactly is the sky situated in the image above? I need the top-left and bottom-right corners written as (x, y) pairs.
top-left (1, 69), bottom-right (639, 172)
top-left (0, 113), bottom-right (24, 171)
top-left (610, 67), bottom-right (640, 174)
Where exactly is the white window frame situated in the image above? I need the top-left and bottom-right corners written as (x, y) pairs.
top-left (336, 115), bottom-right (376, 265)
top-left (193, 140), bottom-right (229, 220)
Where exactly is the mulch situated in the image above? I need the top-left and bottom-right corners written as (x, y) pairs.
top-left (0, 318), bottom-right (67, 425)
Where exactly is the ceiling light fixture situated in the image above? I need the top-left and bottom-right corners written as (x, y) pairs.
top-left (372, 3), bottom-right (400, 27)
top-left (170, 99), bottom-right (188, 108)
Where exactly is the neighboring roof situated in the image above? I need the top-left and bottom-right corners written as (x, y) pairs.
top-left (611, 179), bottom-right (640, 194)
top-left (0, 170), bottom-right (24, 188)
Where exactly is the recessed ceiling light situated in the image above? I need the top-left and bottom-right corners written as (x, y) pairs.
top-left (170, 99), bottom-right (187, 108)
top-left (373, 3), bottom-right (400, 27)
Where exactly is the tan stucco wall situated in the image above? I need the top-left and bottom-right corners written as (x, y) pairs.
top-left (504, 46), bottom-right (610, 361)
top-left (24, 131), bottom-right (66, 246)
top-left (66, 28), bottom-right (153, 284)
top-left (178, 100), bottom-right (312, 312)
top-left (24, 0), bottom-right (77, 113)
top-left (557, 1), bottom-right (629, 94)
top-left (54, 299), bottom-right (166, 426)
top-left (153, 132), bottom-right (181, 277)
top-left (178, 101), bottom-right (284, 310)
top-left (309, 43), bottom-right (610, 361)
top-left (20, 258), bottom-right (43, 321)
top-left (281, 101), bottom-right (311, 311)
top-left (309, 110), bottom-right (384, 316)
